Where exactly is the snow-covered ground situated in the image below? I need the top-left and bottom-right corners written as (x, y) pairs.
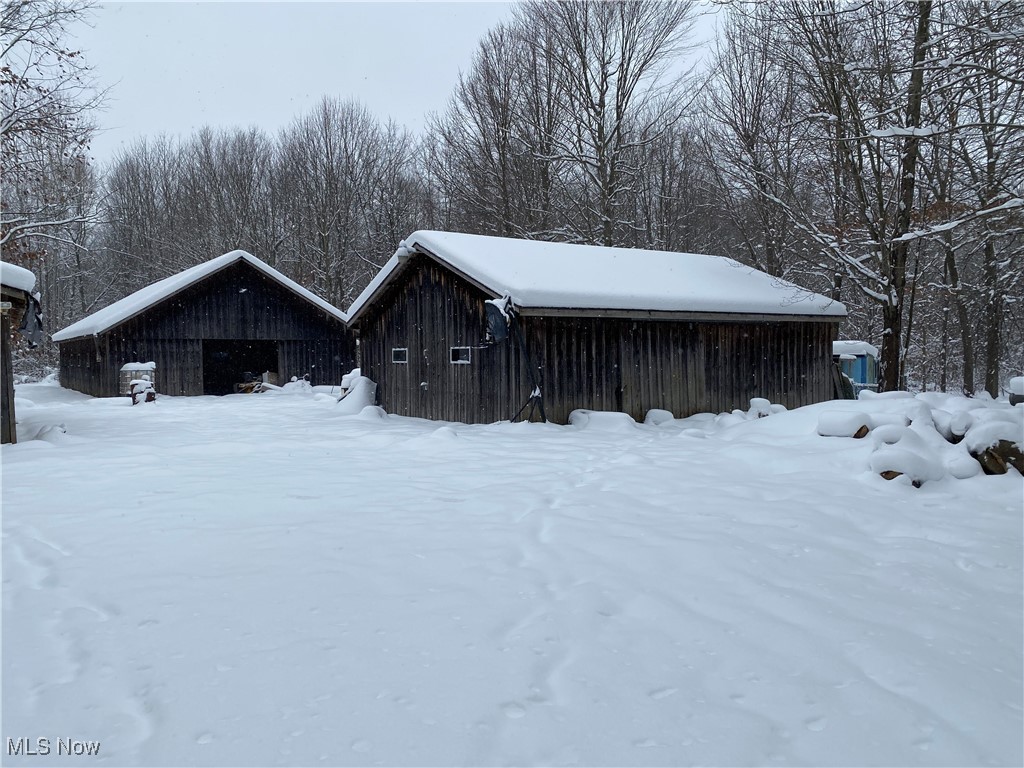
top-left (3, 381), bottom-right (1021, 767)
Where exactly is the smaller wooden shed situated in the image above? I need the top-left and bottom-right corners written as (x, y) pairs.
top-left (1, 262), bottom-right (38, 444)
top-left (349, 231), bottom-right (847, 424)
top-left (54, 251), bottom-right (356, 397)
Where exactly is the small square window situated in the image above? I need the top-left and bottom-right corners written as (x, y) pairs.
top-left (450, 346), bottom-right (472, 364)
top-left (392, 347), bottom-right (408, 364)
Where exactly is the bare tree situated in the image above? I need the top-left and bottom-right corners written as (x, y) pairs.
top-left (945, 0), bottom-right (1024, 395)
top-left (427, 19), bottom-right (568, 240)
top-left (276, 97), bottom-right (420, 306)
top-left (713, 1), bottom-right (936, 391)
top-left (700, 7), bottom-right (814, 279)
top-left (1, 0), bottom-right (103, 252)
top-left (520, 0), bottom-right (698, 245)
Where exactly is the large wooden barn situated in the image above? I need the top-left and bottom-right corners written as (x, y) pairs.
top-left (348, 231), bottom-right (846, 424)
top-left (54, 251), bottom-right (356, 397)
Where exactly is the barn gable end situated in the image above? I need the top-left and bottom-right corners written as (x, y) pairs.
top-left (56, 253), bottom-right (356, 397)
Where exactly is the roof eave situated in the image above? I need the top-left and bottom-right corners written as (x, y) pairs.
top-left (517, 306), bottom-right (846, 322)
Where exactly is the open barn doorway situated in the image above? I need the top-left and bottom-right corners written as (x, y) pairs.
top-left (202, 340), bottom-right (279, 395)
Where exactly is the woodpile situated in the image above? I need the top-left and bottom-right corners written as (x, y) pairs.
top-left (972, 440), bottom-right (1024, 476)
top-left (817, 401), bottom-right (1022, 485)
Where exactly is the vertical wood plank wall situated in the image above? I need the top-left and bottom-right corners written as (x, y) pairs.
top-left (2, 291), bottom-right (29, 443)
top-left (1, 311), bottom-right (16, 443)
top-left (360, 255), bottom-right (839, 424)
top-left (58, 261), bottom-right (357, 397)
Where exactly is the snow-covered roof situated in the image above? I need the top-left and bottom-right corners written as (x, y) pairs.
top-left (833, 340), bottom-right (879, 358)
top-left (53, 251), bottom-right (347, 342)
top-left (348, 231), bottom-right (846, 321)
top-left (1, 262), bottom-right (37, 294)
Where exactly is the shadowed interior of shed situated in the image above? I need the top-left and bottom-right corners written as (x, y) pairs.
top-left (202, 339), bottom-right (279, 395)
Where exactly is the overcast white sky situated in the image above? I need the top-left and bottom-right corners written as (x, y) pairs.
top-left (73, 2), bottom-right (717, 165)
top-left (73, 2), bottom-right (516, 163)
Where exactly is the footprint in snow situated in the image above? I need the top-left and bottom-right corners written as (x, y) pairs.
top-left (648, 687), bottom-right (678, 700)
top-left (501, 702), bottom-right (526, 719)
top-left (350, 739), bottom-right (372, 753)
top-left (196, 732), bottom-right (214, 745)
top-left (804, 716), bottom-right (827, 732)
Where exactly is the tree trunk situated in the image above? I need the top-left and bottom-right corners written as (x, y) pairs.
top-left (983, 238), bottom-right (1002, 396)
top-left (943, 235), bottom-right (974, 395)
top-left (880, 0), bottom-right (932, 393)
top-left (880, 301), bottom-right (904, 392)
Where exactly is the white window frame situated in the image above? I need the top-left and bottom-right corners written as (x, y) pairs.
top-left (450, 346), bottom-right (472, 365)
top-left (391, 347), bottom-right (409, 364)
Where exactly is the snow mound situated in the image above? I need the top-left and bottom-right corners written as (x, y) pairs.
top-left (869, 426), bottom-right (945, 485)
top-left (871, 424), bottom-right (905, 445)
top-left (644, 409), bottom-right (676, 426)
top-left (280, 378), bottom-right (314, 395)
top-left (649, 399), bottom-right (787, 435)
top-left (738, 399), bottom-right (786, 421)
top-left (946, 450), bottom-right (983, 479)
top-left (1010, 376), bottom-right (1024, 396)
top-left (356, 405), bottom-right (387, 421)
top-left (431, 426), bottom-right (459, 441)
top-left (859, 389), bottom-right (916, 400)
top-left (340, 368), bottom-right (362, 390)
top-left (930, 408), bottom-right (954, 440)
top-left (28, 422), bottom-right (68, 444)
top-left (569, 409), bottom-right (639, 431)
top-left (949, 409), bottom-right (974, 438)
top-left (714, 411), bottom-right (748, 429)
top-left (965, 420), bottom-right (1022, 454)
top-left (336, 377), bottom-right (378, 415)
top-left (817, 411), bottom-right (870, 438)
top-left (869, 412), bottom-right (911, 429)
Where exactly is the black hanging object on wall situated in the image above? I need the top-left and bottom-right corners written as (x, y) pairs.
top-left (483, 294), bottom-right (513, 345)
top-left (479, 294), bottom-right (546, 423)
top-left (484, 301), bottom-right (509, 344)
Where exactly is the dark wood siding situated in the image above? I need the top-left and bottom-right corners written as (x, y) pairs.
top-left (359, 255), bottom-right (839, 424)
top-left (361, 257), bottom-right (531, 423)
top-left (58, 260), bottom-right (356, 397)
top-left (2, 286), bottom-right (29, 442)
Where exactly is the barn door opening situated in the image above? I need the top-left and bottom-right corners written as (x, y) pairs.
top-left (202, 340), bottom-right (279, 395)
